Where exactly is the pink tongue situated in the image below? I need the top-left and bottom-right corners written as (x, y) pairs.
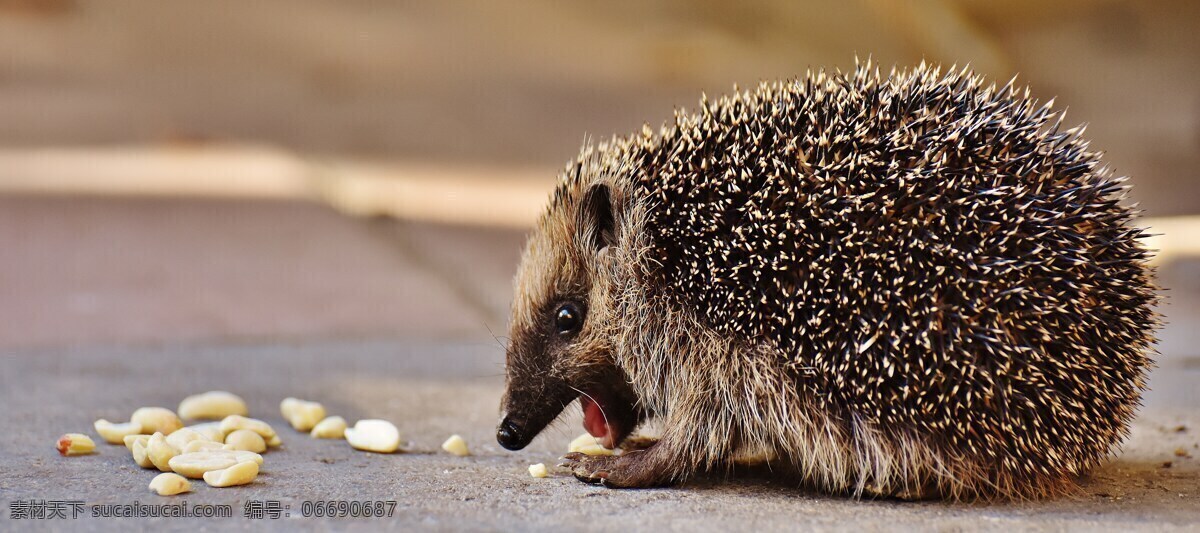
top-left (581, 396), bottom-right (611, 442)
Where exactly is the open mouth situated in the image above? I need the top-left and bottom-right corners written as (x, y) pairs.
top-left (497, 365), bottom-right (642, 452)
top-left (578, 387), bottom-right (636, 449)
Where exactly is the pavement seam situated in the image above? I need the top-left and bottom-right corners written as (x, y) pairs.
top-left (359, 216), bottom-right (504, 330)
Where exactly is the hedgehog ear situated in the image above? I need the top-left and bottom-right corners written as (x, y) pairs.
top-left (579, 184), bottom-right (616, 253)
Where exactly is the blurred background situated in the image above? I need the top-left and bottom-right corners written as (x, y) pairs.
top-left (0, 0), bottom-right (1197, 408)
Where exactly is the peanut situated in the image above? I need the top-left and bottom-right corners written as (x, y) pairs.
top-left (310, 416), bottom-right (347, 439)
top-left (146, 432), bottom-right (180, 472)
top-left (219, 415), bottom-right (278, 443)
top-left (568, 433), bottom-right (613, 456)
top-left (344, 419), bottom-right (401, 453)
top-left (149, 473), bottom-right (192, 496)
top-left (167, 450), bottom-right (240, 478)
top-left (165, 428), bottom-right (212, 451)
top-left (177, 391), bottom-right (248, 420)
top-left (280, 397), bottom-right (326, 432)
top-left (187, 422), bottom-right (225, 443)
top-left (223, 429), bottom-right (267, 453)
top-left (279, 397), bottom-right (301, 419)
top-left (183, 440), bottom-right (225, 454)
top-left (130, 438), bottom-right (154, 468)
top-left (441, 434), bottom-right (470, 456)
top-left (234, 450), bottom-right (265, 466)
top-left (203, 461), bottom-right (259, 487)
top-left (124, 434), bottom-right (149, 452)
top-left (131, 407), bottom-right (183, 436)
top-left (56, 433), bottom-right (95, 456)
top-left (93, 420), bottom-right (144, 445)
top-left (528, 463), bottom-right (548, 478)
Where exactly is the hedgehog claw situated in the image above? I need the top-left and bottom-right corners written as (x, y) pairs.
top-left (574, 471), bottom-right (608, 485)
top-left (557, 452), bottom-right (585, 470)
top-left (559, 453), bottom-right (599, 483)
top-left (560, 452), bottom-right (616, 485)
top-left (559, 448), bottom-right (676, 488)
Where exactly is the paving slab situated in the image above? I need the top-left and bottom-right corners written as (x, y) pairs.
top-left (0, 196), bottom-right (495, 349)
top-left (378, 219), bottom-right (529, 327)
top-left (1, 195), bottom-right (1198, 530)
top-left (0, 338), bottom-right (1197, 531)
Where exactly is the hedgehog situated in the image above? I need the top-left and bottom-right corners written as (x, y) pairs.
top-left (494, 62), bottom-right (1158, 500)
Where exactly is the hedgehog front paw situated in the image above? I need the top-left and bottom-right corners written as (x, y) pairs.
top-left (559, 452), bottom-right (613, 485)
top-left (559, 450), bottom-right (675, 488)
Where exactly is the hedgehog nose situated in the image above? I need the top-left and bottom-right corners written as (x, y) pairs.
top-left (496, 418), bottom-right (526, 450)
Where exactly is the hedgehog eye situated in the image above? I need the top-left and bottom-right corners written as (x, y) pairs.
top-left (554, 303), bottom-right (583, 334)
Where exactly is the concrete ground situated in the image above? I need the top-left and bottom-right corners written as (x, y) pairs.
top-left (1, 196), bottom-right (1198, 531)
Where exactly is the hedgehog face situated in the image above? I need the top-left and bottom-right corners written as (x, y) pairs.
top-left (497, 183), bottom-right (642, 451)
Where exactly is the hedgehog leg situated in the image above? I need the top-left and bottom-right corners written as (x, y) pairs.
top-left (559, 439), bottom-right (680, 488)
top-left (860, 481), bottom-right (935, 501)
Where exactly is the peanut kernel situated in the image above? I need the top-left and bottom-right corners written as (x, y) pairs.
top-left (223, 429), bottom-right (267, 453)
top-left (178, 391), bottom-right (248, 420)
top-left (310, 416), bottom-right (347, 439)
top-left (146, 432), bottom-right (180, 472)
top-left (203, 461), bottom-right (259, 487)
top-left (219, 415), bottom-right (278, 442)
top-left (441, 434), bottom-right (470, 456)
top-left (131, 407), bottom-right (183, 436)
top-left (56, 433), bottom-right (95, 456)
top-left (344, 419), bottom-right (401, 453)
top-left (149, 473), bottom-right (192, 496)
top-left (568, 433), bottom-right (613, 456)
top-left (93, 420), bottom-right (143, 445)
top-left (280, 398), bottom-right (327, 432)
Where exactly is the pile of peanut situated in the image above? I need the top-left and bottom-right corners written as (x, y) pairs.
top-left (58, 390), bottom-right (612, 492)
top-left (57, 391), bottom-right (429, 496)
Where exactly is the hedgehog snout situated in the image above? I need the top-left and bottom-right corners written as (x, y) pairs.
top-left (496, 414), bottom-right (527, 451)
top-left (496, 373), bottom-right (578, 451)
